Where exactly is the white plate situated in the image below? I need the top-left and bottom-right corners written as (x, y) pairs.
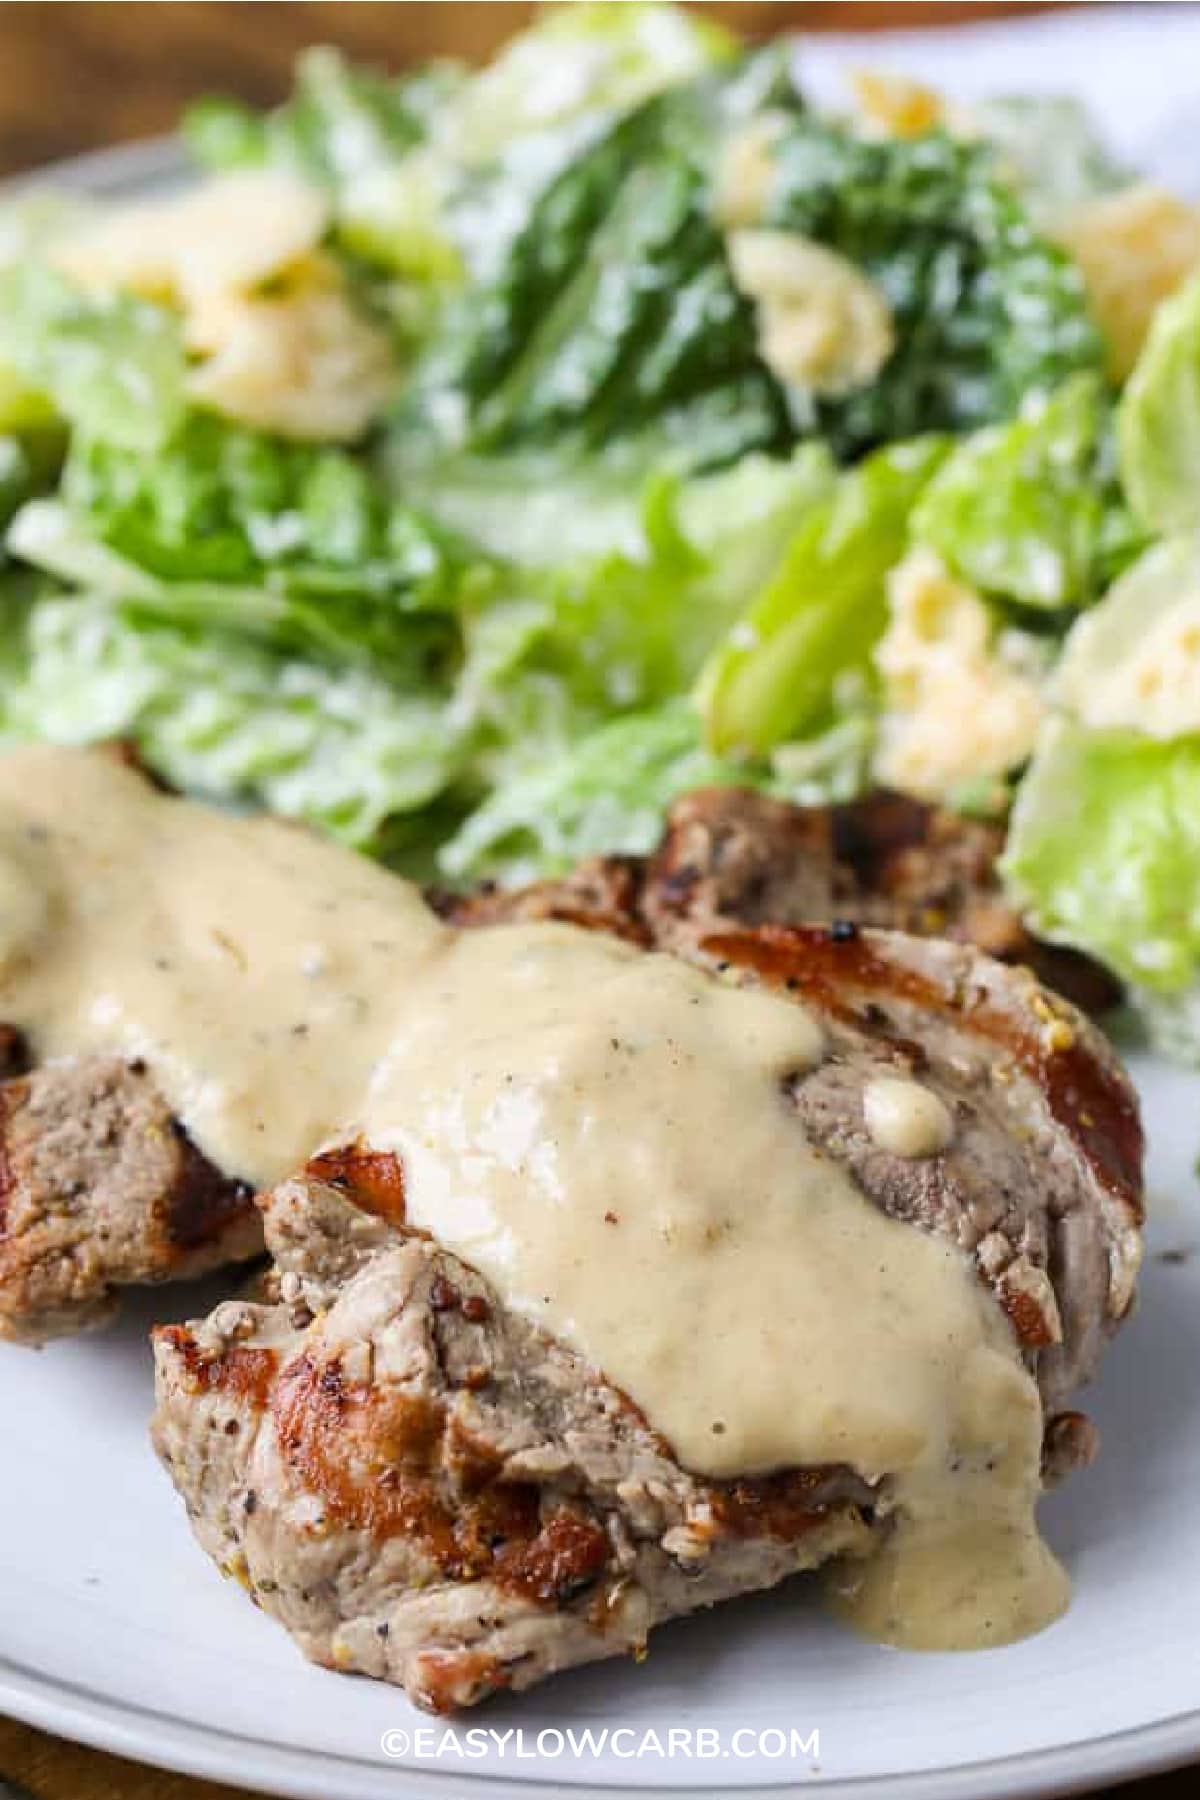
top-left (2, 1051), bottom-right (1197, 1800)
top-left (3, 9), bottom-right (1200, 1797)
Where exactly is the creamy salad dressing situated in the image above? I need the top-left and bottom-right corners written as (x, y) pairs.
top-left (0, 746), bottom-right (1067, 1649)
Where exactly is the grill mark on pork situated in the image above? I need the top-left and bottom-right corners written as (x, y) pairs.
top-left (441, 786), bottom-right (1120, 1017)
top-left (494, 1511), bottom-right (613, 1606)
top-left (272, 1354), bottom-right (556, 1579)
top-left (0, 1024), bottom-right (31, 1081)
top-left (708, 1469), bottom-right (861, 1541)
top-left (172, 1324), bottom-right (626, 1605)
top-left (430, 858), bottom-right (649, 947)
top-left (411, 1647), bottom-right (515, 1714)
top-left (994, 1272), bottom-right (1062, 1350)
top-left (266, 1338), bottom-right (845, 1587)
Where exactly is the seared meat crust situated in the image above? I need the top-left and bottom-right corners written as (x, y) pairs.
top-left (0, 1051), bottom-right (261, 1344)
top-left (153, 912), bottom-right (1142, 1709)
top-left (154, 1175), bottom-right (875, 1713)
top-left (440, 786), bottom-right (1121, 1014)
top-left (2, 784), bottom-right (1116, 1345)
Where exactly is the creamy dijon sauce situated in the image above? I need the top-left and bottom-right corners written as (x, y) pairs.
top-left (0, 747), bottom-right (1068, 1650)
top-left (863, 1076), bottom-right (955, 1160)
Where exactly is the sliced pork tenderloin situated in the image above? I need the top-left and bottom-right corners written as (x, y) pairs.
top-left (0, 1047), bottom-right (261, 1344)
top-left (439, 786), bottom-right (1120, 1015)
top-left (153, 920), bottom-right (1141, 1709)
top-left (154, 1181), bottom-right (876, 1713)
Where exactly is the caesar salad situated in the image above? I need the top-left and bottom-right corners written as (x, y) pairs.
top-left (0, 1), bottom-right (1197, 1055)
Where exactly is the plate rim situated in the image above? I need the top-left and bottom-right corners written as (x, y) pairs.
top-left (4, 1650), bottom-right (1200, 1800)
top-left (3, 113), bottom-right (1199, 1800)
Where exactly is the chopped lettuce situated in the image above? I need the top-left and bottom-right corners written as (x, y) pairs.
top-left (457, 445), bottom-right (836, 772)
top-left (8, 413), bottom-right (469, 672)
top-left (439, 697), bottom-right (751, 883)
top-left (699, 436), bottom-right (947, 755)
top-left (445, 2), bottom-right (736, 165)
top-left (762, 119), bottom-right (1106, 457)
top-left (1118, 268), bottom-right (1200, 534)
top-left (184, 46), bottom-right (449, 187)
top-left (186, 6), bottom-right (732, 293)
top-left (1001, 537), bottom-right (1200, 1053)
top-left (188, 7), bottom-right (728, 185)
top-left (410, 75), bottom-right (794, 467)
top-left (0, 589), bottom-right (464, 850)
top-left (400, 62), bottom-right (1105, 474)
top-left (912, 375), bottom-right (1142, 611)
top-left (0, 263), bottom-right (185, 451)
top-left (1053, 536), bottom-right (1200, 739)
top-left (1003, 718), bottom-right (1200, 1004)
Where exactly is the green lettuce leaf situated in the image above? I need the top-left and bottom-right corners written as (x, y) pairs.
top-left (699, 436), bottom-right (947, 756)
top-left (186, 8), bottom-right (731, 289)
top-left (0, 589), bottom-right (464, 850)
top-left (763, 118), bottom-right (1105, 457)
top-left (1118, 269), bottom-right (1200, 535)
top-left (404, 78), bottom-right (1103, 473)
top-left (454, 444), bottom-right (835, 776)
top-left (399, 49), bottom-right (802, 469)
top-left (1003, 718), bottom-right (1200, 995)
top-left (445, 2), bottom-right (735, 165)
top-left (1052, 535), bottom-right (1200, 736)
top-left (8, 413), bottom-right (471, 672)
top-left (0, 263), bottom-right (185, 451)
top-left (184, 46), bottom-right (449, 185)
top-left (439, 697), bottom-right (752, 882)
top-left (912, 374), bottom-right (1142, 610)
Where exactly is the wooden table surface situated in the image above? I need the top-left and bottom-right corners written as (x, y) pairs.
top-left (0, 5), bottom-right (1190, 1800)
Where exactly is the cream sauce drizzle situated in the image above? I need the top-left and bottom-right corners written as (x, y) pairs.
top-left (863, 1075), bottom-right (955, 1159)
top-left (0, 747), bottom-right (1067, 1649)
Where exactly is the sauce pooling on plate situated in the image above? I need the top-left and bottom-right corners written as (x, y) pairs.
top-left (0, 745), bottom-right (1068, 1649)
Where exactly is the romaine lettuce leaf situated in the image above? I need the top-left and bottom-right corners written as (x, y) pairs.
top-left (403, 74), bottom-right (1103, 473)
top-left (1003, 718), bottom-right (1200, 995)
top-left (439, 697), bottom-right (752, 882)
top-left (0, 589), bottom-right (464, 850)
top-left (1118, 268), bottom-right (1200, 535)
top-left (8, 413), bottom-right (471, 672)
top-left (184, 46), bottom-right (450, 186)
top-left (1051, 535), bottom-right (1200, 739)
top-left (186, 7), bottom-right (731, 292)
top-left (398, 52), bottom-right (804, 469)
top-left (763, 118), bottom-right (1105, 457)
top-left (0, 263), bottom-right (185, 451)
top-left (187, 8), bottom-right (727, 185)
top-left (912, 374), bottom-right (1142, 610)
top-left (456, 443), bottom-right (836, 765)
top-left (445, 2), bottom-right (735, 165)
top-left (699, 436), bottom-right (947, 755)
